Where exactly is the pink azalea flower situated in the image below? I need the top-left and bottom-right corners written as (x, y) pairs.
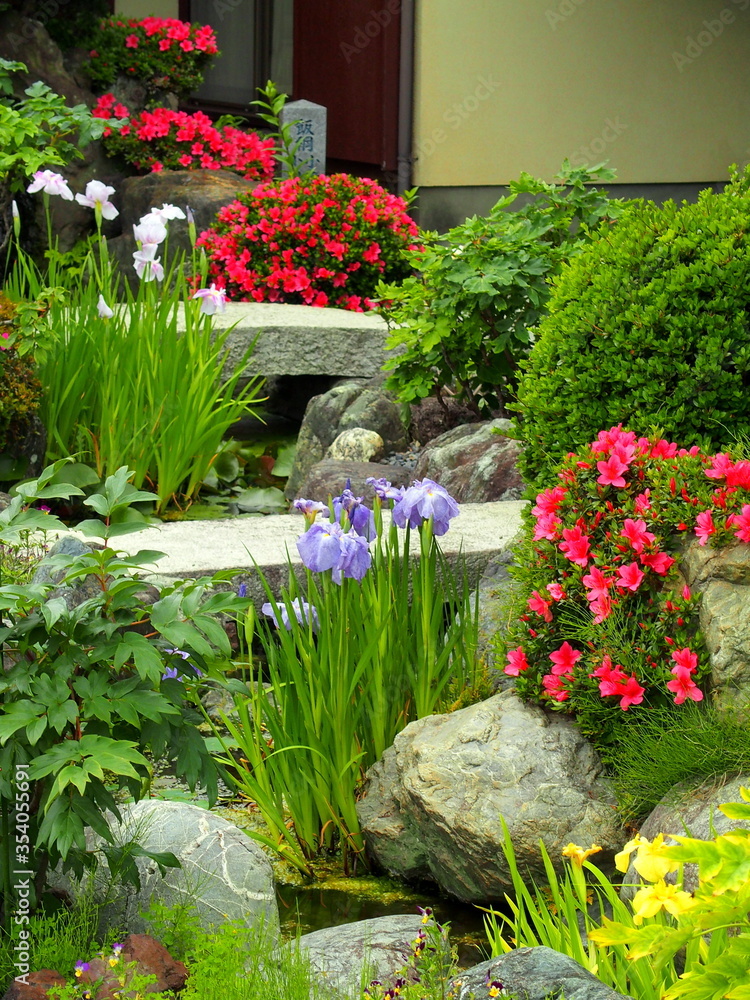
top-left (596, 454), bottom-right (629, 487)
top-left (705, 452), bottom-right (735, 480)
top-left (528, 590), bottom-right (553, 622)
top-left (617, 675), bottom-right (646, 710)
top-left (732, 504), bottom-right (750, 544)
top-left (671, 647), bottom-right (698, 673)
top-left (532, 486), bottom-right (567, 517)
top-left (640, 551), bottom-right (675, 575)
top-left (590, 655), bottom-right (626, 694)
top-left (549, 641), bottom-right (582, 676)
top-left (542, 673), bottom-right (570, 702)
top-left (667, 666), bottom-right (704, 705)
top-left (726, 461), bottom-right (750, 490)
top-left (505, 646), bottom-right (529, 676)
top-left (546, 582), bottom-right (566, 601)
top-left (694, 510), bottom-right (715, 546)
top-left (620, 518), bottom-right (656, 554)
top-left (27, 169), bottom-right (74, 200)
top-left (582, 566), bottom-right (612, 603)
top-left (533, 511), bottom-right (562, 541)
top-left (589, 594), bottom-right (613, 624)
top-left (634, 490), bottom-right (652, 515)
top-left (591, 425), bottom-right (636, 453)
top-left (615, 561), bottom-right (645, 592)
top-left (559, 526), bottom-right (590, 567)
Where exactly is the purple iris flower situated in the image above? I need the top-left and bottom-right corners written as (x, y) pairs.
top-left (332, 487), bottom-right (376, 541)
top-left (297, 521), bottom-right (372, 583)
top-left (391, 478), bottom-right (460, 536)
top-left (366, 477), bottom-right (405, 503)
top-left (331, 530), bottom-right (371, 583)
top-left (237, 583), bottom-right (247, 598)
top-left (261, 598), bottom-right (320, 632)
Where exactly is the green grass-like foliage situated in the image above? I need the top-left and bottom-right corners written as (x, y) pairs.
top-left (601, 702), bottom-right (750, 822)
top-left (515, 165), bottom-right (750, 487)
top-left (206, 509), bottom-right (481, 875)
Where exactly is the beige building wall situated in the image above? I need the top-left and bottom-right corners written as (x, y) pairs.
top-left (413, 0), bottom-right (750, 187)
top-left (114, 1), bottom-right (179, 19)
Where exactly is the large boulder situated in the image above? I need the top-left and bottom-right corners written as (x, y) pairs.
top-left (79, 934), bottom-right (187, 1000)
top-left (285, 377), bottom-right (408, 498)
top-left (293, 914), bottom-right (437, 998)
top-left (679, 540), bottom-right (750, 714)
top-left (413, 419), bottom-right (524, 503)
top-left (107, 169), bottom-right (257, 285)
top-left (295, 459), bottom-right (407, 503)
top-left (357, 691), bottom-right (623, 901)
top-left (47, 800), bottom-right (278, 937)
top-left (452, 947), bottom-right (632, 1000)
top-left (621, 772), bottom-right (750, 899)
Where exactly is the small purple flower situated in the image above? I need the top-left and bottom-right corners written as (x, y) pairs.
top-left (391, 479), bottom-right (459, 536)
top-left (237, 583), bottom-right (248, 598)
top-left (112, 943), bottom-right (123, 956)
top-left (261, 598), bottom-right (319, 632)
top-left (75, 961), bottom-right (90, 978)
top-left (366, 477), bottom-right (405, 503)
top-left (162, 649), bottom-right (202, 681)
top-left (332, 486), bottom-right (376, 541)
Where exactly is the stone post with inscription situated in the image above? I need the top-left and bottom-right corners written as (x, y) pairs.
top-left (279, 99), bottom-right (327, 175)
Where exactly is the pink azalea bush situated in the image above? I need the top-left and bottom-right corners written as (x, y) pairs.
top-left (196, 173), bottom-right (421, 311)
top-left (93, 95), bottom-right (276, 178)
top-left (85, 17), bottom-right (218, 97)
top-left (502, 426), bottom-right (750, 737)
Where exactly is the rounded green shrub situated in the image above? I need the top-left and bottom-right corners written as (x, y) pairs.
top-left (515, 170), bottom-right (750, 487)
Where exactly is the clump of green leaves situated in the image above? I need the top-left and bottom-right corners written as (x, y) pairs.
top-left (379, 161), bottom-right (621, 416)
top-left (515, 164), bottom-right (750, 487)
top-left (590, 787), bottom-right (750, 1000)
top-left (0, 464), bottom-right (249, 928)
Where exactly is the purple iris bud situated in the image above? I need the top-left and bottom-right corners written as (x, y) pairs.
top-left (237, 583), bottom-right (247, 598)
top-left (391, 479), bottom-right (460, 536)
top-left (331, 529), bottom-right (371, 584)
top-left (332, 488), bottom-right (376, 541)
top-left (162, 665), bottom-right (180, 680)
top-left (261, 598), bottom-right (320, 632)
top-left (366, 477), bottom-right (405, 503)
top-left (297, 522), bottom-right (347, 572)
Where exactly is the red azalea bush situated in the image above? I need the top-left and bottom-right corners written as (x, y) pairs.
top-left (196, 173), bottom-right (421, 311)
top-left (93, 95), bottom-right (276, 178)
top-left (85, 17), bottom-right (218, 97)
top-left (501, 425), bottom-right (750, 738)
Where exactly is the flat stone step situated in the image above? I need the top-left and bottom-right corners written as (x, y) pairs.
top-left (177, 302), bottom-right (397, 379)
top-left (116, 501), bottom-right (526, 605)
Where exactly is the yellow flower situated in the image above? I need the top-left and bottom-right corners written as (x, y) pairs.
top-left (615, 833), bottom-right (678, 882)
top-left (562, 842), bottom-right (603, 866)
top-left (631, 880), bottom-right (695, 924)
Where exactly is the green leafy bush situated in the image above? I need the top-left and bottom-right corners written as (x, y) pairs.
top-left (379, 161), bottom-right (621, 416)
top-left (515, 166), bottom-right (750, 488)
top-left (0, 465), bottom-right (247, 926)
